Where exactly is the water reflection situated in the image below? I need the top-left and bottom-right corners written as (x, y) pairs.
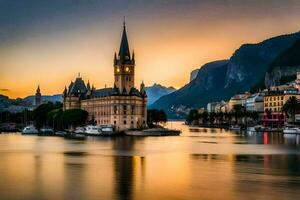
top-left (112, 137), bottom-right (145, 200)
top-left (1, 123), bottom-right (300, 200)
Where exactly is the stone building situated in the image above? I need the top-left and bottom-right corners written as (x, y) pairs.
top-left (63, 22), bottom-right (147, 131)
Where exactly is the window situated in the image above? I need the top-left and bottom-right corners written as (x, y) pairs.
top-left (131, 121), bottom-right (134, 124)
top-left (114, 121), bottom-right (117, 124)
top-left (114, 106), bottom-right (117, 114)
top-left (123, 105), bottom-right (127, 115)
top-left (124, 120), bottom-right (127, 125)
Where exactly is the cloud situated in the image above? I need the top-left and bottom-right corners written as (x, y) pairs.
top-left (0, 88), bottom-right (10, 92)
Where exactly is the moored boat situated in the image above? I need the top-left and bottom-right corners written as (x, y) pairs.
top-left (84, 125), bottom-right (102, 136)
top-left (74, 127), bottom-right (85, 134)
top-left (100, 125), bottom-right (114, 135)
top-left (283, 125), bottom-right (299, 134)
top-left (229, 125), bottom-right (241, 131)
top-left (55, 131), bottom-right (67, 137)
top-left (22, 125), bottom-right (39, 134)
top-left (39, 127), bottom-right (54, 136)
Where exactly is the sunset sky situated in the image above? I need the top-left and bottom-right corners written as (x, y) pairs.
top-left (1, 0), bottom-right (300, 98)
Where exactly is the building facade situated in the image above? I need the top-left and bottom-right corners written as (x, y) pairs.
top-left (227, 92), bottom-right (251, 111)
top-left (263, 89), bottom-right (300, 112)
top-left (63, 22), bottom-right (147, 131)
top-left (245, 92), bottom-right (264, 112)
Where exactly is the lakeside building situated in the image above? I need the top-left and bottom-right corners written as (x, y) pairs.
top-left (207, 101), bottom-right (228, 113)
top-left (207, 102), bottom-right (219, 113)
top-left (245, 92), bottom-right (264, 113)
top-left (263, 88), bottom-right (300, 127)
top-left (227, 92), bottom-right (251, 111)
top-left (263, 88), bottom-right (300, 112)
top-left (63, 22), bottom-right (147, 131)
top-left (293, 72), bottom-right (300, 91)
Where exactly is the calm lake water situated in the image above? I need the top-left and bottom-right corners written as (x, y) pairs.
top-left (1, 121), bottom-right (300, 200)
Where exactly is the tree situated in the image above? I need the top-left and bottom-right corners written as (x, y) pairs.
top-left (209, 112), bottom-right (216, 124)
top-left (61, 109), bottom-right (88, 129)
top-left (47, 108), bottom-right (63, 130)
top-left (33, 103), bottom-right (60, 129)
top-left (282, 96), bottom-right (300, 123)
top-left (201, 111), bottom-right (209, 124)
top-left (186, 109), bottom-right (199, 124)
top-left (231, 105), bottom-right (246, 124)
top-left (216, 112), bottom-right (224, 124)
top-left (147, 109), bottom-right (167, 127)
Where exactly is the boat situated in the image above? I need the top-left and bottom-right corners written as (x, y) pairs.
top-left (229, 125), bottom-right (241, 131)
top-left (100, 125), bottom-right (114, 135)
top-left (39, 127), bottom-right (54, 136)
top-left (55, 131), bottom-right (67, 137)
top-left (22, 125), bottom-right (39, 134)
top-left (283, 125), bottom-right (299, 134)
top-left (84, 125), bottom-right (102, 136)
top-left (254, 125), bottom-right (264, 132)
top-left (247, 126), bottom-right (256, 132)
top-left (74, 127), bottom-right (85, 134)
top-left (247, 125), bottom-right (264, 132)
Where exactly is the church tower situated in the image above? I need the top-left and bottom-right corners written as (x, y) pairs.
top-left (35, 85), bottom-right (41, 107)
top-left (114, 21), bottom-right (135, 94)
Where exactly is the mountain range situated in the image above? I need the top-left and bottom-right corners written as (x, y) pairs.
top-left (0, 84), bottom-right (175, 112)
top-left (151, 31), bottom-right (300, 118)
top-left (145, 84), bottom-right (176, 105)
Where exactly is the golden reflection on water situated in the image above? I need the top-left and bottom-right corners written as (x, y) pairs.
top-left (1, 123), bottom-right (300, 200)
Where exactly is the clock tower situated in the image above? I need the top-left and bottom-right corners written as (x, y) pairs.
top-left (114, 21), bottom-right (135, 93)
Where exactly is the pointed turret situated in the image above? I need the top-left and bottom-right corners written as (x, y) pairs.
top-left (132, 50), bottom-right (135, 64)
top-left (140, 81), bottom-right (145, 92)
top-left (114, 52), bottom-right (117, 65)
top-left (36, 85), bottom-right (40, 93)
top-left (87, 80), bottom-right (91, 91)
top-left (140, 81), bottom-right (146, 97)
top-left (113, 84), bottom-right (120, 95)
top-left (122, 86), bottom-right (127, 95)
top-left (35, 85), bottom-right (42, 107)
top-left (118, 20), bottom-right (131, 62)
top-left (63, 86), bottom-right (67, 97)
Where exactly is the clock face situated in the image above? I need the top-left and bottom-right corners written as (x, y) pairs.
top-left (116, 67), bottom-right (120, 73)
top-left (125, 67), bottom-right (130, 72)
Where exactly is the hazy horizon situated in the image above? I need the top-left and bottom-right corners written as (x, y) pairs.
top-left (1, 0), bottom-right (300, 98)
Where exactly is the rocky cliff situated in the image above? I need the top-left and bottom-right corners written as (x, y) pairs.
top-left (151, 31), bottom-right (300, 118)
top-left (264, 38), bottom-right (300, 87)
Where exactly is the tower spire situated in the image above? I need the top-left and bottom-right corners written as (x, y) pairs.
top-left (37, 85), bottom-right (40, 93)
top-left (118, 19), bottom-right (130, 61)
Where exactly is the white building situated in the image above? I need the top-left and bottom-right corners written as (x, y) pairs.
top-left (245, 92), bottom-right (264, 112)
